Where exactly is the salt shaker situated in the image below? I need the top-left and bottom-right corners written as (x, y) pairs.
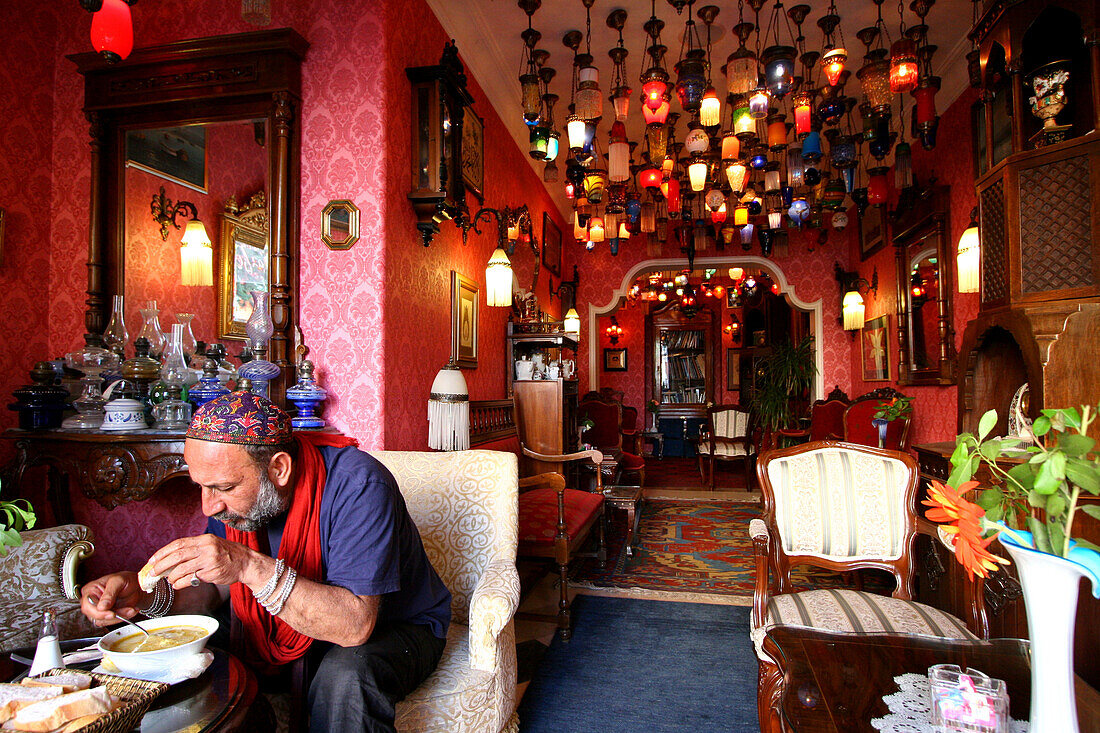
top-left (28, 610), bottom-right (62, 676)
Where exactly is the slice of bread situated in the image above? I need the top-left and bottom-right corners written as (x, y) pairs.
top-left (0, 686), bottom-right (63, 724)
top-left (137, 561), bottom-right (166, 592)
top-left (9, 687), bottom-right (112, 733)
top-left (20, 674), bottom-right (92, 695)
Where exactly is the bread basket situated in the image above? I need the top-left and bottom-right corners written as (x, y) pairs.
top-left (30, 667), bottom-right (168, 733)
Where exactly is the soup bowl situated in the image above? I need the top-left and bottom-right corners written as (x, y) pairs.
top-left (97, 614), bottom-right (219, 676)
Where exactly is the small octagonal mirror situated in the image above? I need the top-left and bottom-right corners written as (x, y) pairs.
top-left (321, 200), bottom-right (360, 250)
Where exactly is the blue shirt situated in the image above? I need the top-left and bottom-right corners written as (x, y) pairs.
top-left (208, 445), bottom-right (451, 638)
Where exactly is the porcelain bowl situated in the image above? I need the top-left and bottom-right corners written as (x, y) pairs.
top-left (100, 398), bottom-right (147, 431)
top-left (98, 614), bottom-right (219, 675)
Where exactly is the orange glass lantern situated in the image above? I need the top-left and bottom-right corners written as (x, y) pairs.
top-left (867, 166), bottom-right (889, 205)
top-left (641, 167), bottom-right (663, 189)
top-left (767, 113), bottom-right (788, 150)
top-left (889, 38), bottom-right (919, 93)
top-left (665, 177), bottom-right (681, 213)
top-left (821, 47), bottom-right (846, 86)
top-left (725, 161), bottom-right (748, 193)
top-left (711, 202), bottom-right (727, 224)
top-left (642, 78), bottom-right (668, 111)
top-left (642, 98), bottom-right (671, 125)
top-left (733, 204), bottom-right (748, 227)
top-left (721, 132), bottom-right (741, 161)
top-left (792, 93), bottom-right (813, 137)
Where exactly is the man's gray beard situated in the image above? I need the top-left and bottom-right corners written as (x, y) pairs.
top-left (214, 472), bottom-right (288, 532)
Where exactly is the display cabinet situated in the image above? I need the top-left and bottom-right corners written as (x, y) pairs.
top-left (646, 304), bottom-right (716, 407)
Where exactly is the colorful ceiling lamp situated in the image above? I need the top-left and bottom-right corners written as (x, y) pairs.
top-left (608, 121), bottom-right (630, 182)
top-left (606, 12), bottom-right (632, 121)
top-left (739, 222), bottom-right (754, 249)
top-left (687, 159), bottom-right (708, 192)
top-left (957, 208), bottom-right (980, 294)
top-left (822, 46), bottom-right (847, 86)
top-left (858, 50), bottom-right (893, 112)
top-left (725, 161), bottom-right (748, 193)
top-left (721, 132), bottom-right (741, 161)
top-left (749, 145), bottom-right (769, 169)
top-left (767, 210), bottom-right (783, 230)
top-left (646, 122), bottom-right (669, 160)
top-left (821, 177), bottom-right (846, 210)
top-left (529, 125), bottom-right (550, 160)
top-left (766, 113), bottom-right (788, 150)
top-left (566, 115), bottom-right (587, 156)
top-left (748, 87), bottom-right (770, 118)
top-left (867, 166), bottom-right (889, 205)
top-left (842, 289), bottom-right (864, 330)
top-left (588, 216), bottom-right (605, 242)
top-left (830, 134), bottom-right (857, 169)
top-left (816, 85), bottom-right (846, 126)
top-left (889, 38), bottom-right (919, 93)
top-left (665, 177), bottom-right (681, 213)
top-left (733, 104), bottom-right (756, 139)
top-left (545, 130), bottom-right (560, 162)
top-left (684, 124), bottom-right (709, 155)
top-left (711, 202), bottom-right (727, 225)
top-left (912, 76), bottom-right (940, 131)
top-left (179, 219), bottom-right (213, 287)
top-left (700, 86), bottom-right (721, 127)
top-left (788, 198), bottom-right (810, 225)
top-left (764, 164), bottom-right (781, 194)
top-left (485, 246), bottom-right (514, 306)
top-left (89, 0), bottom-right (135, 63)
top-left (761, 45), bottom-right (797, 99)
top-left (640, 167), bottom-right (663, 190)
top-left (675, 49), bottom-right (708, 113)
top-left (705, 188), bottom-right (726, 212)
top-left (792, 93), bottom-right (812, 137)
top-left (573, 212), bottom-right (586, 240)
top-left (786, 146), bottom-right (804, 187)
top-left (732, 204), bottom-right (748, 228)
top-left (724, 20), bottom-right (758, 95)
top-left (640, 201), bottom-right (656, 232)
top-left (893, 141), bottom-right (913, 190)
top-left (801, 131), bottom-right (823, 163)
top-left (642, 99), bottom-right (671, 124)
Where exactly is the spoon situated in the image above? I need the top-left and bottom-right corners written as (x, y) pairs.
top-left (109, 612), bottom-right (151, 645)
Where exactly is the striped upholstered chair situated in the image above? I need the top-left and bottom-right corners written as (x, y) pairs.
top-left (698, 404), bottom-right (754, 490)
top-left (749, 441), bottom-right (978, 733)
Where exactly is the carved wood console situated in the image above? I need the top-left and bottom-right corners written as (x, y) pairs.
top-left (2, 429), bottom-right (189, 517)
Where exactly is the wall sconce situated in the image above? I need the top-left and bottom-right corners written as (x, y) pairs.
top-left (605, 316), bottom-right (623, 344)
top-left (957, 206), bottom-right (980, 294)
top-left (427, 359), bottom-right (469, 451)
top-left (80, 0), bottom-right (137, 63)
top-left (150, 186), bottom-right (212, 287)
top-left (485, 246), bottom-right (513, 306)
top-left (563, 308), bottom-right (581, 334)
top-left (549, 264), bottom-right (581, 311)
top-left (834, 262), bottom-right (878, 333)
top-left (724, 312), bottom-right (742, 344)
top-left (151, 186), bottom-right (199, 241)
top-left (476, 204), bottom-right (541, 306)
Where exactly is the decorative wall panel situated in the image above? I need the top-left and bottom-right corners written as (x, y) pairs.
top-left (1019, 155), bottom-right (1094, 293)
top-left (980, 180), bottom-right (1007, 305)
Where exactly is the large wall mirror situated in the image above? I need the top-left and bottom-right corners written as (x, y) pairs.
top-left (893, 187), bottom-right (957, 386)
top-left (71, 30), bottom-right (308, 401)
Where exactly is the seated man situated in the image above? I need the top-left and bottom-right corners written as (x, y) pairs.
top-left (80, 390), bottom-right (451, 733)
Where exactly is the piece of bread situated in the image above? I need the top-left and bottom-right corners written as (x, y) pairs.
top-left (9, 687), bottom-right (112, 733)
top-left (57, 709), bottom-right (114, 733)
top-left (0, 686), bottom-right (63, 724)
top-left (137, 561), bottom-right (166, 592)
top-left (20, 674), bottom-right (92, 695)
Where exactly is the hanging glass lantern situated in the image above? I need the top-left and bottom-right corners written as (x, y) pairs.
top-left (733, 204), bottom-right (749, 227)
top-left (643, 124), bottom-right (666, 165)
top-left (618, 222), bottom-right (630, 239)
top-left (661, 153), bottom-right (675, 177)
top-left (90, 0), bottom-right (134, 62)
top-left (893, 141), bottom-right (913, 190)
top-left (867, 167), bottom-right (889, 205)
top-left (788, 198), bottom-right (810, 225)
top-left (566, 115), bottom-right (587, 155)
top-left (640, 167), bottom-right (662, 189)
top-left (803, 166), bottom-right (821, 186)
top-left (642, 97), bottom-right (671, 124)
top-left (544, 160), bottom-right (559, 182)
top-left (626, 194), bottom-right (642, 223)
top-left (575, 64), bottom-right (603, 120)
top-left (700, 86), bottom-right (721, 127)
top-left (640, 201), bottom-right (657, 232)
top-left (642, 69), bottom-right (669, 111)
top-left (683, 128), bottom-right (707, 157)
top-left (767, 113), bottom-right (788, 150)
top-left (781, 184), bottom-right (794, 206)
top-left (817, 85), bottom-right (846, 126)
top-left (688, 159), bottom-right (708, 192)
top-left (822, 46), bottom-right (847, 86)
top-left (520, 73), bottom-right (541, 126)
top-left (544, 131), bottom-right (560, 163)
top-left (705, 188), bottom-right (726, 212)
top-left (792, 93), bottom-right (812, 137)
top-left (725, 47), bottom-right (758, 96)
top-left (830, 134), bottom-right (857, 169)
top-left (675, 49), bottom-right (708, 113)
top-left (748, 87), bottom-right (770, 118)
top-left (749, 150), bottom-right (768, 170)
top-left (761, 45), bottom-right (797, 98)
top-left (721, 132), bottom-right (740, 160)
top-left (725, 161), bottom-right (748, 193)
top-left (528, 125), bottom-right (549, 160)
top-left (920, 118), bottom-right (938, 150)
top-left (801, 131), bottom-right (823, 163)
top-left (869, 114), bottom-right (893, 160)
top-left (840, 167), bottom-right (856, 193)
top-left (740, 221), bottom-right (754, 249)
top-left (768, 209), bottom-right (783, 229)
top-left (786, 146), bottom-right (804, 187)
top-left (611, 85), bottom-right (632, 121)
top-left (860, 101), bottom-right (876, 141)
top-left (584, 169), bottom-right (608, 204)
top-left (588, 216), bottom-right (606, 242)
top-left (912, 76), bottom-right (940, 129)
top-left (758, 227), bottom-right (775, 256)
top-left (889, 38), bottom-right (919, 93)
top-left (821, 177), bottom-right (846, 209)
top-left (666, 177), bottom-right (681, 213)
top-left (604, 211), bottom-right (620, 236)
top-left (608, 121), bottom-right (630, 182)
top-left (764, 163), bottom-right (782, 193)
top-left (573, 212), bottom-right (586, 239)
top-left (711, 202), bottom-right (727, 224)
top-left (733, 103), bottom-right (756, 139)
top-left (858, 51), bottom-right (893, 112)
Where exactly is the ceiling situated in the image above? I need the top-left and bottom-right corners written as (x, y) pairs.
top-left (426, 0), bottom-right (978, 225)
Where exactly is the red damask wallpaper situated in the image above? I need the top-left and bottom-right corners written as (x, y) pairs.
top-left (847, 88), bottom-right (982, 445)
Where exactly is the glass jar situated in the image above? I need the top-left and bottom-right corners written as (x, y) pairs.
top-left (137, 301), bottom-right (166, 359)
top-left (102, 294), bottom-right (129, 358)
top-left (175, 313), bottom-right (198, 366)
top-left (245, 291), bottom-right (274, 357)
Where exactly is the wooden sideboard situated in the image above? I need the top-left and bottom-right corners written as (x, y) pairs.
top-left (1, 429), bottom-right (189, 518)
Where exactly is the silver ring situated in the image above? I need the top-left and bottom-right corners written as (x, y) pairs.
top-left (189, 573), bottom-right (200, 587)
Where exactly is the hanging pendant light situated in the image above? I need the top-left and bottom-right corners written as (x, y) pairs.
top-left (688, 159), bottom-right (708, 192)
top-left (822, 47), bottom-right (847, 86)
top-left (566, 115), bottom-right (587, 156)
top-left (642, 98), bottom-right (671, 125)
top-left (764, 163), bottom-right (782, 194)
top-left (705, 188), bottom-right (726, 213)
top-left (912, 75), bottom-right (940, 131)
top-left (606, 17), bottom-right (632, 121)
top-left (675, 49), bottom-right (708, 113)
top-left (842, 290), bottom-right (865, 330)
top-left (428, 361), bottom-right (469, 451)
top-left (957, 209), bottom-right (981, 294)
top-left (545, 131), bottom-right (560, 162)
top-left (608, 121), bottom-right (630, 182)
top-left (666, 177), bottom-right (681, 213)
top-left (761, 45), bottom-right (797, 99)
top-left (90, 0), bottom-right (134, 63)
top-left (529, 126), bottom-right (550, 160)
top-left (733, 103), bottom-right (756, 139)
top-left (485, 246), bottom-right (513, 307)
top-left (588, 216), bottom-right (605, 242)
top-left (893, 141), bottom-right (913, 190)
top-left (867, 167), bottom-right (889, 205)
top-left (700, 86), bottom-right (721, 127)
top-left (733, 204), bottom-right (749, 228)
top-left (767, 113), bottom-right (788, 150)
top-left (858, 51), bottom-right (893, 112)
top-left (575, 60), bottom-right (602, 120)
top-left (721, 132), bottom-right (741, 160)
top-left (889, 38), bottom-right (919, 93)
top-left (684, 123), bottom-right (709, 155)
top-left (748, 87), bottom-right (770, 119)
top-left (725, 161), bottom-right (748, 193)
top-left (740, 222), bottom-right (755, 249)
top-left (792, 93), bottom-right (813, 137)
top-left (725, 46), bottom-right (759, 96)
top-left (788, 198), bottom-right (810, 225)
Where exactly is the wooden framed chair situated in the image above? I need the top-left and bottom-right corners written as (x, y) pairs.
top-left (517, 446), bottom-right (606, 640)
top-left (774, 386), bottom-right (850, 446)
top-left (697, 404), bottom-right (755, 490)
top-left (577, 394), bottom-right (645, 485)
top-left (843, 387), bottom-right (911, 451)
top-left (750, 441), bottom-right (979, 733)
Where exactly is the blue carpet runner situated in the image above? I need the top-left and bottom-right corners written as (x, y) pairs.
top-left (517, 596), bottom-right (759, 732)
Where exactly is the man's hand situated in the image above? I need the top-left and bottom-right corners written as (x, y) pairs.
top-left (80, 572), bottom-right (148, 626)
top-left (148, 534), bottom-right (271, 591)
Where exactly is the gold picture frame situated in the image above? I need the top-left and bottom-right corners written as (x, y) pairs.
top-left (321, 200), bottom-right (360, 250)
top-left (461, 108), bottom-right (484, 199)
top-left (218, 191), bottom-right (269, 340)
top-left (451, 271), bottom-right (478, 368)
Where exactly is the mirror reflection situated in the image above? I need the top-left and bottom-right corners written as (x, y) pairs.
top-left (906, 248), bottom-right (940, 372)
top-left (123, 118), bottom-right (268, 349)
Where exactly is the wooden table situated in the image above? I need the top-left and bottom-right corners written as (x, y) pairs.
top-left (639, 430), bottom-right (664, 459)
top-left (2, 647), bottom-right (270, 732)
top-left (603, 484), bottom-right (644, 556)
top-left (765, 626), bottom-right (1100, 732)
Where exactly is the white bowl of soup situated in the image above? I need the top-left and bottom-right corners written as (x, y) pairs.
top-left (97, 614), bottom-right (219, 675)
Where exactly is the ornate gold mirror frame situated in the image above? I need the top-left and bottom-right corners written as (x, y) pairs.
top-left (219, 192), bottom-right (269, 340)
top-left (321, 200), bottom-right (360, 250)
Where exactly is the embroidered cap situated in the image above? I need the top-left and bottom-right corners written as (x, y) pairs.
top-left (186, 390), bottom-right (292, 445)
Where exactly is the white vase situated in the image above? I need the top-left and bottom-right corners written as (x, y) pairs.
top-left (1000, 531), bottom-right (1098, 733)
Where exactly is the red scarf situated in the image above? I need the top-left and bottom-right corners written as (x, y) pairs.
top-left (226, 431), bottom-right (359, 669)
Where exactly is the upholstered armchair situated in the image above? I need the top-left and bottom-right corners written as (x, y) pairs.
top-left (750, 441), bottom-right (978, 733)
top-left (0, 524), bottom-right (97, 652)
top-left (577, 394), bottom-right (645, 485)
top-left (372, 450), bottom-right (520, 733)
top-left (844, 389), bottom-right (912, 451)
top-left (698, 404), bottom-right (755, 490)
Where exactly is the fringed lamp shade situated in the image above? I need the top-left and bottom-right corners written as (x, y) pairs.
top-left (485, 246), bottom-right (513, 306)
top-left (428, 361), bottom-right (469, 451)
top-left (957, 223), bottom-right (981, 294)
top-left (180, 220), bottom-right (213, 287)
top-left (842, 290), bottom-right (865, 330)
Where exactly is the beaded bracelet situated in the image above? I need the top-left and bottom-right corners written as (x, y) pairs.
top-left (139, 578), bottom-right (175, 618)
top-left (263, 567), bottom-right (297, 617)
top-left (254, 558), bottom-right (286, 605)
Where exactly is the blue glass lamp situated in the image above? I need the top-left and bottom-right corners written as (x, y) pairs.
top-left (286, 360), bottom-right (328, 429)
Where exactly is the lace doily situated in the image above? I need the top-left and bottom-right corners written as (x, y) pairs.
top-left (870, 673), bottom-right (1028, 733)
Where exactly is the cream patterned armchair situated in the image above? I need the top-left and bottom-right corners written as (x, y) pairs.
top-left (750, 441), bottom-right (977, 733)
top-left (372, 450), bottom-right (520, 733)
top-left (0, 524), bottom-right (97, 652)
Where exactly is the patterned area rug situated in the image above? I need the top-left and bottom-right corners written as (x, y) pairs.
top-left (643, 456), bottom-right (748, 490)
top-left (573, 499), bottom-right (892, 599)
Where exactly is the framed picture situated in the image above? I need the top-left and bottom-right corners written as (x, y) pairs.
top-left (862, 315), bottom-right (891, 381)
top-left (726, 289), bottom-right (740, 309)
top-left (603, 347), bottom-right (627, 372)
top-left (461, 109), bottom-right (484, 200)
top-left (859, 204), bottom-right (886, 261)
top-left (217, 193), bottom-right (270, 340)
top-left (125, 126), bottom-right (208, 193)
top-left (752, 329), bottom-right (766, 347)
top-left (451, 271), bottom-right (479, 368)
top-left (542, 212), bottom-right (562, 277)
top-left (726, 349), bottom-right (741, 391)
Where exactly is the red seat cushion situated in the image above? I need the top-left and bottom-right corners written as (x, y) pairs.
top-left (620, 452), bottom-right (645, 471)
top-left (519, 488), bottom-right (603, 545)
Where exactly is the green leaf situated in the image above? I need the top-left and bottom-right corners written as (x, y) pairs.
top-left (1033, 415), bottom-right (1051, 437)
top-left (1035, 461), bottom-right (1061, 495)
top-left (1066, 460), bottom-right (1100, 495)
top-left (1062, 407), bottom-right (1083, 430)
top-left (949, 441), bottom-right (970, 470)
top-left (1046, 493), bottom-right (1067, 517)
top-left (979, 439), bottom-right (1003, 461)
top-left (1058, 434), bottom-right (1096, 458)
top-left (1048, 520), bottom-right (1067, 556)
top-left (1027, 517), bottom-right (1053, 553)
top-left (1007, 463), bottom-right (1036, 492)
top-left (1080, 505), bottom-right (1100, 522)
top-left (985, 504), bottom-right (1004, 523)
top-left (947, 455), bottom-right (977, 488)
top-left (1049, 451), bottom-right (1067, 481)
top-left (976, 488), bottom-right (1004, 510)
top-left (1028, 489), bottom-right (1048, 508)
top-left (0, 527), bottom-right (20, 547)
top-left (1073, 537), bottom-right (1100, 552)
top-left (978, 409), bottom-right (998, 441)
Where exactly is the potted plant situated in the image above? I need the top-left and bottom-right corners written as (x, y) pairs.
top-left (1, 481), bottom-right (36, 556)
top-left (645, 399), bottom-right (659, 432)
top-left (578, 417), bottom-right (595, 448)
top-left (749, 336), bottom-right (817, 448)
top-left (871, 395), bottom-right (913, 448)
top-left (924, 404), bottom-right (1100, 733)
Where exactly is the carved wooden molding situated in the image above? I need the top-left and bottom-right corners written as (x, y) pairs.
top-left (470, 399), bottom-right (515, 446)
top-left (983, 567), bottom-right (1023, 616)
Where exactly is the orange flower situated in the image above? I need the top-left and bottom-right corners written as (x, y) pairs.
top-left (923, 480), bottom-right (1007, 580)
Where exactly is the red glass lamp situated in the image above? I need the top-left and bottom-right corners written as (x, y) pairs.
top-left (821, 47), bottom-right (846, 86)
top-left (867, 167), bottom-right (889, 205)
top-left (889, 38), bottom-right (919, 93)
top-left (89, 0), bottom-right (135, 63)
